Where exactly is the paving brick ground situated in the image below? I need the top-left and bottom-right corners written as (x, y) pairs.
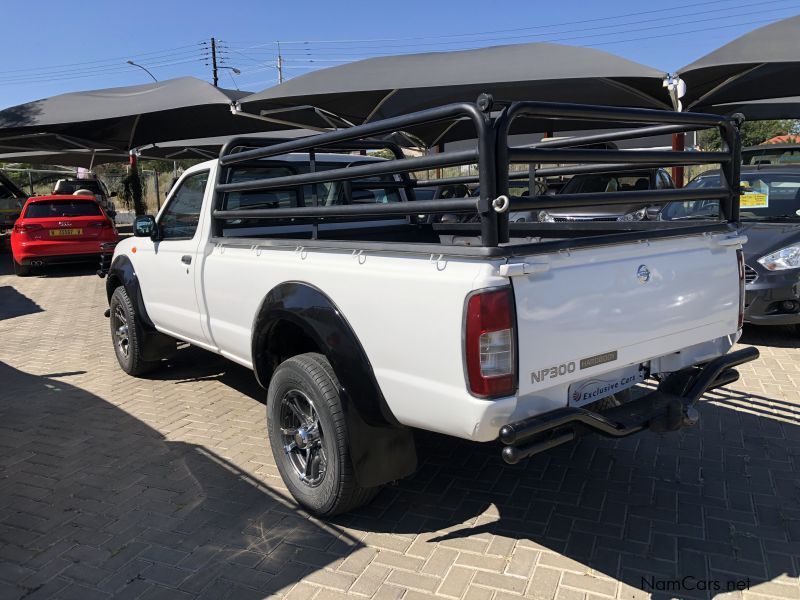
top-left (0, 259), bottom-right (799, 600)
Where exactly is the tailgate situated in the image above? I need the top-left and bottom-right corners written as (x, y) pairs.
top-left (511, 233), bottom-right (741, 397)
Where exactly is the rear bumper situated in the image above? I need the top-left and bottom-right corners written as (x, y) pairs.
top-left (499, 346), bottom-right (759, 464)
top-left (18, 253), bottom-right (112, 266)
top-left (13, 239), bottom-right (116, 262)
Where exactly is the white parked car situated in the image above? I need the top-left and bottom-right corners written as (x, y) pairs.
top-left (101, 99), bottom-right (757, 516)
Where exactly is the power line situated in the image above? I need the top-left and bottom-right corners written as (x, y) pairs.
top-left (0, 43), bottom-right (206, 76)
top-left (231, 14), bottom-right (795, 84)
top-left (0, 49), bottom-right (209, 82)
top-left (225, 0), bottom-right (785, 47)
top-left (229, 2), bottom-right (795, 58)
top-left (0, 57), bottom-right (207, 86)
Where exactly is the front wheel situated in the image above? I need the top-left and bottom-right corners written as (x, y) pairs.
top-left (266, 353), bottom-right (378, 516)
top-left (109, 286), bottom-right (156, 376)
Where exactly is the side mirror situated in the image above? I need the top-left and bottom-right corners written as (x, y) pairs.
top-left (646, 205), bottom-right (662, 220)
top-left (133, 215), bottom-right (157, 238)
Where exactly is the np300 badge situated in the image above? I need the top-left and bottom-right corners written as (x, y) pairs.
top-left (531, 362), bottom-right (576, 383)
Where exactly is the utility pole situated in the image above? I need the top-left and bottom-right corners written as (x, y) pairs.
top-left (276, 41), bottom-right (283, 83)
top-left (210, 37), bottom-right (219, 87)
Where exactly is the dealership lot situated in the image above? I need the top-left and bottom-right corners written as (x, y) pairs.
top-left (0, 263), bottom-right (798, 600)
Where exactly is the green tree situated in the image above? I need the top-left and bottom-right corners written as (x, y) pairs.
top-left (698, 119), bottom-right (800, 150)
top-left (118, 167), bottom-right (147, 215)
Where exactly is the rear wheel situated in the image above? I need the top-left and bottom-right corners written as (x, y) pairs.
top-left (266, 352), bottom-right (378, 516)
top-left (109, 286), bottom-right (156, 376)
top-left (12, 256), bottom-right (31, 277)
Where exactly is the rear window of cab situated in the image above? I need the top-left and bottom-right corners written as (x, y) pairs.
top-left (25, 200), bottom-right (102, 218)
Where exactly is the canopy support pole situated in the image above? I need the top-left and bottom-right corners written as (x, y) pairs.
top-left (672, 133), bottom-right (685, 188)
top-left (231, 105), bottom-right (330, 133)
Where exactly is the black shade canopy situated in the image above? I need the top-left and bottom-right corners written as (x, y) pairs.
top-left (0, 131), bottom-right (321, 168)
top-left (0, 150), bottom-right (127, 168)
top-left (239, 42), bottom-right (670, 145)
top-left (679, 15), bottom-right (800, 110)
top-left (701, 96), bottom-right (800, 120)
top-left (0, 77), bottom-right (271, 151)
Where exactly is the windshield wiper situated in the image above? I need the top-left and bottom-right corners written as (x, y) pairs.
top-left (665, 214), bottom-right (719, 221)
top-left (741, 214), bottom-right (800, 221)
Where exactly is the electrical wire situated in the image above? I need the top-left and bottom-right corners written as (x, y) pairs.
top-left (0, 58), bottom-right (207, 86)
top-left (0, 43), bottom-right (206, 76)
top-left (230, 2), bottom-right (796, 58)
top-left (230, 14), bottom-right (797, 84)
top-left (225, 0), bottom-right (792, 47)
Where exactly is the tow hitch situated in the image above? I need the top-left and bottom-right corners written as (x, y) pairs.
top-left (499, 346), bottom-right (759, 464)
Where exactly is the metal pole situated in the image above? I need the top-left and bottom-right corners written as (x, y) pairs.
top-left (672, 132), bottom-right (685, 187)
top-left (211, 37), bottom-right (219, 87)
top-left (27, 171), bottom-right (34, 195)
top-left (154, 170), bottom-right (161, 210)
top-left (126, 60), bottom-right (157, 82)
top-left (277, 41), bottom-right (284, 83)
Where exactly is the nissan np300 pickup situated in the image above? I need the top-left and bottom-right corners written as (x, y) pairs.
top-left (101, 99), bottom-right (757, 516)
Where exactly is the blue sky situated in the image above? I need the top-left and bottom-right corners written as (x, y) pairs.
top-left (1, 0), bottom-right (797, 107)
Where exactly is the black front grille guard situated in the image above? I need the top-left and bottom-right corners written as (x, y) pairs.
top-left (499, 346), bottom-right (759, 464)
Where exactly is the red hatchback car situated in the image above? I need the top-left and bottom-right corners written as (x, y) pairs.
top-left (11, 195), bottom-right (118, 276)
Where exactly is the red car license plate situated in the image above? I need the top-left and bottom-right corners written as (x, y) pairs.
top-left (49, 228), bottom-right (83, 237)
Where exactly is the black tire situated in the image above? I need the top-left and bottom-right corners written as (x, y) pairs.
top-left (109, 286), bottom-right (156, 376)
top-left (266, 352), bottom-right (379, 516)
top-left (12, 256), bottom-right (31, 277)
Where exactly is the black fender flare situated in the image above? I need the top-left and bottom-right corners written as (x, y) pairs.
top-left (106, 255), bottom-right (154, 329)
top-left (252, 281), bottom-right (417, 487)
top-left (106, 255), bottom-right (175, 361)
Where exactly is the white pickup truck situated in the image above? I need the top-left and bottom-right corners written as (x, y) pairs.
top-left (102, 99), bottom-right (757, 516)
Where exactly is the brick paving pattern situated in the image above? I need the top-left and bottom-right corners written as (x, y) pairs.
top-left (0, 260), bottom-right (798, 600)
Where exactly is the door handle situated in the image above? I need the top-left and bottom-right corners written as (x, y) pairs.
top-left (181, 255), bottom-right (192, 265)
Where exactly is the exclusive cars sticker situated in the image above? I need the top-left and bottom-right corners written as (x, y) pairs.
top-left (569, 365), bottom-right (646, 406)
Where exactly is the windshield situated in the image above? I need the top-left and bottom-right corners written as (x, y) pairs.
top-left (560, 172), bottom-right (650, 194)
top-left (25, 200), bottom-right (101, 218)
top-left (54, 180), bottom-right (107, 196)
top-left (660, 173), bottom-right (800, 221)
top-left (742, 147), bottom-right (800, 166)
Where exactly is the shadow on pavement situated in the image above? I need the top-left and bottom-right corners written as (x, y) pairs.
top-left (337, 393), bottom-right (800, 599)
top-left (134, 343), bottom-right (266, 403)
top-left (0, 286), bottom-right (43, 321)
top-left (0, 362), bottom-right (363, 599)
top-left (135, 342), bottom-right (800, 599)
top-left (0, 258), bottom-right (99, 280)
top-left (740, 323), bottom-right (800, 349)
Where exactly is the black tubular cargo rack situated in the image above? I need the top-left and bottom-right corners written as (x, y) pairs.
top-left (211, 95), bottom-right (742, 255)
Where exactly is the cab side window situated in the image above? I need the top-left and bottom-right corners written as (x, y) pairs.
top-left (159, 171), bottom-right (209, 240)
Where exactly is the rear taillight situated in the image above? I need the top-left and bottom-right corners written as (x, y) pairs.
top-left (13, 223), bottom-right (42, 235)
top-left (464, 288), bottom-right (516, 398)
top-left (90, 220), bottom-right (113, 229)
top-left (737, 249), bottom-right (745, 329)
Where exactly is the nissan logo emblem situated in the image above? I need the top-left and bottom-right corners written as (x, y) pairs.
top-left (637, 265), bottom-right (651, 283)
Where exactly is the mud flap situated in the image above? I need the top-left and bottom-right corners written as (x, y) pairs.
top-left (345, 400), bottom-right (417, 488)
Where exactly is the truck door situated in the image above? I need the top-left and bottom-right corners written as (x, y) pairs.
top-left (135, 169), bottom-right (210, 345)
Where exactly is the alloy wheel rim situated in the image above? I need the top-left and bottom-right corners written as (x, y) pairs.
top-left (112, 305), bottom-right (130, 358)
top-left (279, 389), bottom-right (326, 487)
